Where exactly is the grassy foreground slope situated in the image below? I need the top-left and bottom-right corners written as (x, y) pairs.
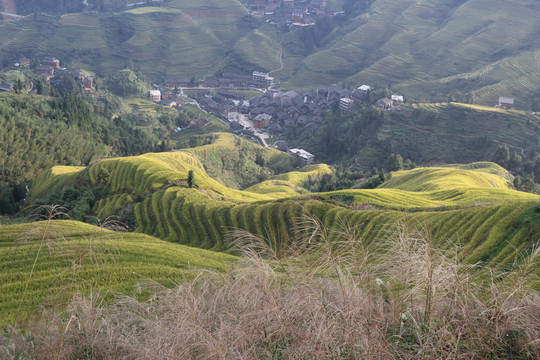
top-left (0, 219), bottom-right (235, 324)
top-left (29, 131), bottom-right (540, 281)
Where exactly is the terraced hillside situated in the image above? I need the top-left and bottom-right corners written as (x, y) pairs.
top-left (29, 134), bottom-right (540, 286)
top-left (0, 219), bottom-right (235, 324)
top-left (298, 101), bottom-right (540, 169)
top-left (2, 0), bottom-right (539, 105)
top-left (0, 0), bottom-right (248, 79)
top-left (278, 0), bottom-right (540, 107)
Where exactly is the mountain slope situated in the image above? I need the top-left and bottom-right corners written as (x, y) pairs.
top-left (291, 102), bottom-right (540, 170)
top-left (28, 134), bottom-right (540, 282)
top-left (280, 0), bottom-right (540, 107)
top-left (0, 219), bottom-right (235, 324)
top-left (0, 0), bottom-right (248, 79)
top-left (2, 0), bottom-right (539, 105)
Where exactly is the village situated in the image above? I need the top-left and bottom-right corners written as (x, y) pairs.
top-left (147, 69), bottom-right (524, 164)
top-left (148, 70), bottom-right (409, 163)
top-left (0, 56), bottom-right (95, 93)
top-left (246, 0), bottom-right (337, 28)
top-left (0, 55), bottom-right (520, 164)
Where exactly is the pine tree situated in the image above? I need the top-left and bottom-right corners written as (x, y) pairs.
top-left (187, 170), bottom-right (195, 188)
top-left (36, 80), bottom-right (44, 95)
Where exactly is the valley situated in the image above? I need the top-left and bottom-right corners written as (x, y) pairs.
top-left (0, 1), bottom-right (539, 358)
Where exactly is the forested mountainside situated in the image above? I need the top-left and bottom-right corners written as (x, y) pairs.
top-left (0, 92), bottom-right (168, 186)
top-left (287, 102), bottom-right (540, 173)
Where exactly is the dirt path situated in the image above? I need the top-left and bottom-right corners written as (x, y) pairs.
top-left (269, 34), bottom-right (284, 75)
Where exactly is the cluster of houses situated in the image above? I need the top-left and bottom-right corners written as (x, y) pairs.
top-left (150, 70), bottom-right (275, 111)
top-left (225, 85), bottom-right (373, 136)
top-left (10, 55), bottom-right (95, 90)
top-left (149, 88), bottom-right (185, 108)
top-left (161, 71), bottom-right (274, 91)
top-left (35, 57), bottom-right (94, 90)
top-left (271, 140), bottom-right (316, 164)
top-left (249, 0), bottom-right (335, 28)
top-left (374, 95), bottom-right (404, 111)
top-left (154, 81), bottom-right (407, 138)
top-left (0, 56), bottom-right (92, 93)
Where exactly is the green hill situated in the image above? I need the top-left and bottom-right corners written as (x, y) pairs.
top-left (0, 92), bottom-right (167, 187)
top-left (2, 0), bottom-right (539, 105)
top-left (0, 219), bottom-right (235, 324)
top-left (28, 134), bottom-right (540, 282)
top-left (6, 135), bottom-right (540, 325)
top-left (278, 0), bottom-right (540, 107)
top-left (290, 102), bottom-right (540, 170)
top-left (0, 0), bottom-right (249, 80)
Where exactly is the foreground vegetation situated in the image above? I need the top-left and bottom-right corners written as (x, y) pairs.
top-left (1, 221), bottom-right (538, 359)
top-left (0, 210), bottom-right (235, 324)
top-left (1, 135), bottom-right (539, 358)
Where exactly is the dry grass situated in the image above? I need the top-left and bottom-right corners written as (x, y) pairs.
top-left (1, 216), bottom-right (539, 359)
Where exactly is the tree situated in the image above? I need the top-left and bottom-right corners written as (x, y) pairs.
top-left (513, 175), bottom-right (522, 190)
top-left (36, 80), bottom-right (44, 95)
top-left (520, 175), bottom-right (537, 193)
top-left (0, 184), bottom-right (16, 214)
top-left (15, 79), bottom-right (23, 93)
top-left (187, 170), bottom-right (195, 188)
top-left (387, 153), bottom-right (404, 172)
top-left (255, 153), bottom-right (265, 167)
top-left (508, 152), bottom-right (522, 171)
top-left (492, 145), bottom-right (510, 167)
top-left (378, 169), bottom-right (386, 183)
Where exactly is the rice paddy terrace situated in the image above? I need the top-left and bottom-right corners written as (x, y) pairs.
top-left (339, 101), bottom-right (540, 170)
top-left (29, 133), bottom-right (540, 283)
top-left (0, 220), bottom-right (236, 324)
top-left (0, 0), bottom-right (249, 79)
top-left (281, 0), bottom-right (540, 107)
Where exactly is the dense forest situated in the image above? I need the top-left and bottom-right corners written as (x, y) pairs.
top-left (0, 90), bottom-right (183, 214)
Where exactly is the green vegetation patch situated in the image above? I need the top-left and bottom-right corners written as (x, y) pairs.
top-left (0, 220), bottom-right (235, 324)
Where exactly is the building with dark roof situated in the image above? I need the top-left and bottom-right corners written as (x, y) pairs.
top-left (0, 83), bottom-right (13, 92)
top-left (42, 57), bottom-right (60, 68)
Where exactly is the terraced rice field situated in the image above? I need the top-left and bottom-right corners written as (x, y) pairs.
top-left (28, 132), bottom-right (540, 282)
top-left (279, 0), bottom-right (540, 105)
top-left (1, 0), bottom-right (538, 104)
top-left (0, 0), bottom-right (249, 79)
top-left (0, 220), bottom-right (235, 324)
top-left (355, 101), bottom-right (540, 170)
